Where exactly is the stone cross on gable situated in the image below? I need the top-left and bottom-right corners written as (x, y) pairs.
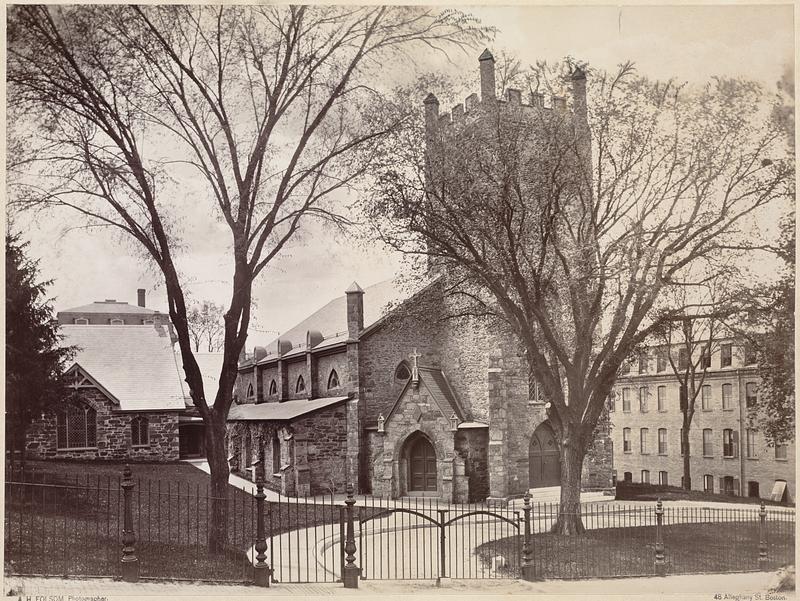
top-left (409, 348), bottom-right (421, 385)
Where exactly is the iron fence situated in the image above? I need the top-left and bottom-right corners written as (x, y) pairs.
top-left (3, 467), bottom-right (795, 586)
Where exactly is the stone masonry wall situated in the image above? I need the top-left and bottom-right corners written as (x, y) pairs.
top-left (370, 377), bottom-right (465, 503)
top-left (285, 357), bottom-right (309, 400)
top-left (314, 352), bottom-right (349, 398)
top-left (226, 402), bottom-right (351, 496)
top-left (358, 299), bottom-right (443, 426)
top-left (25, 388), bottom-right (179, 462)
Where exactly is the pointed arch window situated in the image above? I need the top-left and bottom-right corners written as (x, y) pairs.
top-left (296, 375), bottom-right (306, 393)
top-left (272, 431), bottom-right (281, 474)
top-left (268, 379), bottom-right (277, 396)
top-left (395, 362), bottom-right (411, 382)
top-left (56, 402), bottom-right (97, 449)
top-left (131, 415), bottom-right (149, 447)
top-left (327, 369), bottom-right (340, 390)
top-left (246, 382), bottom-right (254, 399)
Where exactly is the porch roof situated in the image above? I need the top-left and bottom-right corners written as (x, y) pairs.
top-left (227, 396), bottom-right (349, 422)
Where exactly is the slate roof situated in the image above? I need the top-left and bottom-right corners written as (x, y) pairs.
top-left (60, 300), bottom-right (161, 315)
top-left (227, 396), bottom-right (350, 421)
top-left (256, 277), bottom-right (425, 360)
top-left (61, 325), bottom-right (188, 411)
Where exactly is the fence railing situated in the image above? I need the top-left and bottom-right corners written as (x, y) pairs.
top-left (4, 467), bottom-right (795, 585)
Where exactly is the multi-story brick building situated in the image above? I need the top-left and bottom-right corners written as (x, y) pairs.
top-left (611, 340), bottom-right (794, 502)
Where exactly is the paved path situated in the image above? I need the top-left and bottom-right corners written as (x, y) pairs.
top-left (4, 570), bottom-right (793, 600)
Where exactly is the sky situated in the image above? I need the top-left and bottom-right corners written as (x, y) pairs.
top-left (11, 3), bottom-right (794, 346)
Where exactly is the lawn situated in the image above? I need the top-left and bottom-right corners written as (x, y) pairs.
top-left (4, 460), bottom-right (371, 583)
top-left (616, 482), bottom-right (794, 507)
top-left (477, 520), bottom-right (795, 579)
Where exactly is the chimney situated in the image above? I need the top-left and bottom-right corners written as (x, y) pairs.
top-left (571, 66), bottom-right (588, 123)
top-left (478, 48), bottom-right (496, 102)
top-left (137, 288), bottom-right (146, 308)
top-left (345, 282), bottom-right (364, 341)
top-left (424, 93), bottom-right (440, 136)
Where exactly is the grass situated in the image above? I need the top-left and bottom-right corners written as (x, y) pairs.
top-left (477, 520), bottom-right (795, 579)
top-left (5, 460), bottom-right (379, 583)
top-left (615, 482), bottom-right (793, 507)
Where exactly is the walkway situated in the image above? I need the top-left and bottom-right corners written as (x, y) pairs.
top-left (4, 570), bottom-right (792, 600)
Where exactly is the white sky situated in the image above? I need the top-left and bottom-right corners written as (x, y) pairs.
top-left (12, 3), bottom-right (794, 345)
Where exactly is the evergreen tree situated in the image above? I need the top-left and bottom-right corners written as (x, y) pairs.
top-left (5, 230), bottom-right (74, 468)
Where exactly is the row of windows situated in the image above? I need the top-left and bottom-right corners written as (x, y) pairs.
top-left (622, 343), bottom-right (757, 375)
top-left (621, 427), bottom-right (788, 459)
top-left (611, 382), bottom-right (758, 413)
top-left (73, 318), bottom-right (155, 325)
top-left (246, 369), bottom-right (343, 399)
top-left (56, 405), bottom-right (149, 450)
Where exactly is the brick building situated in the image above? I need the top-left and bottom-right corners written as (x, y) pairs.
top-left (611, 340), bottom-right (795, 502)
top-left (57, 288), bottom-right (169, 327)
top-left (25, 325), bottom-right (187, 462)
top-left (230, 50), bottom-right (612, 502)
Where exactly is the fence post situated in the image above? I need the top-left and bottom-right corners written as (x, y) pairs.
top-left (758, 501), bottom-right (768, 570)
top-left (342, 483), bottom-right (360, 588)
top-left (120, 464), bottom-right (139, 582)
top-left (521, 492), bottom-right (535, 581)
top-left (253, 475), bottom-right (272, 587)
top-left (437, 509), bottom-right (447, 584)
top-left (654, 498), bottom-right (665, 576)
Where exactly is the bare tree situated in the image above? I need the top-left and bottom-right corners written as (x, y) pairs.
top-left (369, 60), bottom-right (792, 533)
top-left (187, 301), bottom-right (225, 353)
top-left (7, 4), bottom-right (487, 549)
top-left (653, 283), bottom-right (732, 491)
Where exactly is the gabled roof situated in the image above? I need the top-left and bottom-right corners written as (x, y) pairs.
top-left (227, 396), bottom-right (349, 421)
top-left (59, 300), bottom-right (162, 315)
top-left (258, 278), bottom-right (424, 360)
top-left (60, 325), bottom-right (188, 411)
top-left (384, 366), bottom-right (467, 424)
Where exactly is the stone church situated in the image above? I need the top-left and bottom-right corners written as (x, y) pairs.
top-left (230, 50), bottom-right (612, 503)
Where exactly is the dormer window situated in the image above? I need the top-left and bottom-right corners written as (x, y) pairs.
top-left (74, 318), bottom-right (89, 325)
top-left (296, 375), bottom-right (306, 393)
top-left (110, 318), bottom-right (124, 325)
top-left (328, 369), bottom-right (340, 390)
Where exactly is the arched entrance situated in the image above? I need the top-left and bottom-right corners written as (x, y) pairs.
top-left (405, 433), bottom-right (437, 493)
top-left (529, 422), bottom-right (560, 488)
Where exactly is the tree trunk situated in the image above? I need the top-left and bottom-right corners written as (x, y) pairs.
top-left (205, 417), bottom-right (230, 554)
top-left (681, 422), bottom-right (692, 491)
top-left (551, 435), bottom-right (585, 535)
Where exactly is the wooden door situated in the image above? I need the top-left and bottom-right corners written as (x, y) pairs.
top-left (408, 436), bottom-right (437, 492)
top-left (529, 423), bottom-right (561, 488)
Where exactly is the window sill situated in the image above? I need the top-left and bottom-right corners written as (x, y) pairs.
top-left (746, 457), bottom-right (758, 461)
top-left (132, 445), bottom-right (150, 449)
top-left (722, 455), bottom-right (736, 460)
top-left (640, 452), bottom-right (650, 456)
top-left (623, 451), bottom-right (632, 454)
top-left (703, 455), bottom-right (714, 459)
top-left (658, 452), bottom-right (668, 456)
top-left (57, 447), bottom-right (98, 452)
top-left (775, 458), bottom-right (789, 462)
top-left (722, 408), bottom-right (734, 411)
